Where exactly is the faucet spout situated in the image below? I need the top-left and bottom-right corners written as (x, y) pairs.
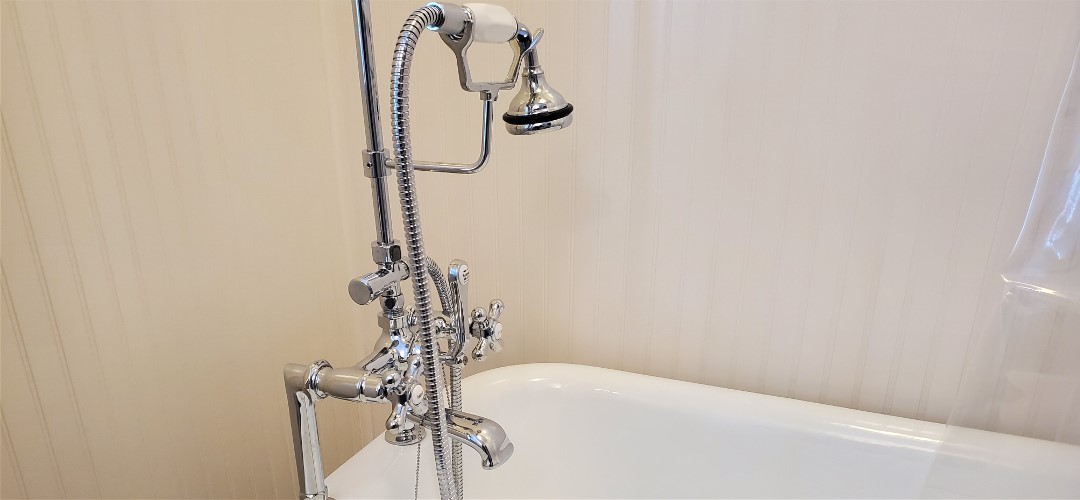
top-left (412, 409), bottom-right (514, 469)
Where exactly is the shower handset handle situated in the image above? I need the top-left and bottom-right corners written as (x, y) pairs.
top-left (428, 2), bottom-right (543, 97)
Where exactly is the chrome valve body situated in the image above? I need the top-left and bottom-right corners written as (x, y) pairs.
top-left (284, 254), bottom-right (511, 499)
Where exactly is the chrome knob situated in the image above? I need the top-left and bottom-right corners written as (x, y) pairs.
top-left (386, 390), bottom-right (410, 431)
top-left (382, 371), bottom-right (401, 392)
top-left (470, 300), bottom-right (505, 361)
top-left (471, 307), bottom-right (487, 326)
top-left (472, 339), bottom-right (489, 362)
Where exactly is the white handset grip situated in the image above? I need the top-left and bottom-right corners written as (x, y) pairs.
top-left (464, 3), bottom-right (518, 43)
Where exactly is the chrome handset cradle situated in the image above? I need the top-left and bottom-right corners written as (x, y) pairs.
top-left (429, 3), bottom-right (544, 95)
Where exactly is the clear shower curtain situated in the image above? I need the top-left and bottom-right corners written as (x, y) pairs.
top-left (922, 44), bottom-right (1080, 498)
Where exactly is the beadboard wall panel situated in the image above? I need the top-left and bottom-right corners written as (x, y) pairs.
top-left (3, 1), bottom-right (1079, 499)
top-left (1, 1), bottom-right (384, 498)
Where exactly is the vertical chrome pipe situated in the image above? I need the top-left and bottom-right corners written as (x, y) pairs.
top-left (350, 0), bottom-right (382, 151)
top-left (350, 0), bottom-right (395, 247)
top-left (284, 363), bottom-right (328, 500)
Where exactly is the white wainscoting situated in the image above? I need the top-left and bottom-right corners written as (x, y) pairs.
top-left (2, 1), bottom-right (1078, 498)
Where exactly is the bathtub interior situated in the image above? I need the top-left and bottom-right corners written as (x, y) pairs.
top-left (325, 364), bottom-right (1080, 499)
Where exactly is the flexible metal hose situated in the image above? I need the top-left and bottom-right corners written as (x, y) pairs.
top-left (424, 257), bottom-right (453, 313)
top-left (426, 255), bottom-right (466, 498)
top-left (449, 365), bottom-right (463, 499)
top-left (390, 6), bottom-right (456, 499)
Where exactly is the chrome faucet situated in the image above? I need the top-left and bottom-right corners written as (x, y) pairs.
top-left (283, 256), bottom-right (512, 499)
top-left (281, 1), bottom-right (572, 499)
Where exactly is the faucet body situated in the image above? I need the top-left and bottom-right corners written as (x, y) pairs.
top-left (283, 243), bottom-right (512, 499)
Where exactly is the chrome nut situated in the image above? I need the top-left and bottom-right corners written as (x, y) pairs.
top-left (382, 371), bottom-right (401, 391)
top-left (370, 241), bottom-right (402, 264)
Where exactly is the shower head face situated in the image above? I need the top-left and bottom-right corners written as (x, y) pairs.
top-left (502, 67), bottom-right (573, 135)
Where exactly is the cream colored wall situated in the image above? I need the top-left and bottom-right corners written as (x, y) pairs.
top-left (1, 1), bottom-right (384, 498)
top-left (3, 0), bottom-right (1079, 499)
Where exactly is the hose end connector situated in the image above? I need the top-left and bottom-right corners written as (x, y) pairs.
top-left (425, 2), bottom-right (468, 35)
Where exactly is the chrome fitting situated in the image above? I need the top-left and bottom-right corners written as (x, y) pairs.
top-left (363, 148), bottom-right (389, 179)
top-left (315, 366), bottom-right (390, 403)
top-left (349, 261), bottom-right (409, 305)
top-left (425, 2), bottom-right (469, 35)
top-left (377, 306), bottom-right (413, 334)
top-left (385, 425), bottom-right (426, 446)
top-left (370, 240), bottom-right (402, 265)
top-left (306, 360), bottom-right (333, 399)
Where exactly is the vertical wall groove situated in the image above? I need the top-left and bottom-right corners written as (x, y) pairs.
top-left (1, 414), bottom-right (28, 499)
top-left (1, 265), bottom-right (66, 499)
top-left (1, 22), bottom-right (104, 484)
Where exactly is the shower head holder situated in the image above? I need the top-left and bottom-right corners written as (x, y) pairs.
top-left (434, 5), bottom-right (543, 97)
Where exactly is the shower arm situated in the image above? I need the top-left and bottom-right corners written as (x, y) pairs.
top-left (384, 21), bottom-right (541, 175)
top-left (385, 96), bottom-right (494, 174)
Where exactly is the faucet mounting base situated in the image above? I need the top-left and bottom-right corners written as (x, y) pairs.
top-left (386, 426), bottom-right (427, 446)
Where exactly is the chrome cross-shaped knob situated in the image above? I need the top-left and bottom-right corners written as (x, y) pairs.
top-left (470, 299), bottom-right (504, 361)
top-left (384, 351), bottom-right (426, 445)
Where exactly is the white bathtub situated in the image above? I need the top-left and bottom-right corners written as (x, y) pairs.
top-left (326, 364), bottom-right (1080, 498)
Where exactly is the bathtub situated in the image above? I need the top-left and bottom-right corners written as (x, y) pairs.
top-left (326, 363), bottom-right (1080, 498)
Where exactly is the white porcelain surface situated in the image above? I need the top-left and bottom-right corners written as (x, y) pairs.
top-left (326, 363), bottom-right (1080, 498)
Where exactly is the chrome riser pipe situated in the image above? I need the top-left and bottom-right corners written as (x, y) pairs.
top-left (350, 0), bottom-right (394, 245)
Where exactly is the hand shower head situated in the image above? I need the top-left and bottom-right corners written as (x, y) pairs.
top-left (502, 37), bottom-right (573, 135)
